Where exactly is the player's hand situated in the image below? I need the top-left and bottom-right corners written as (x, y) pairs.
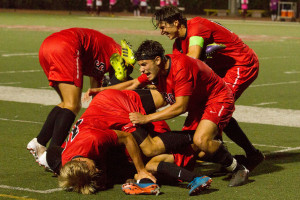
top-left (134, 169), bottom-right (157, 183)
top-left (82, 88), bottom-right (102, 102)
top-left (129, 112), bottom-right (149, 125)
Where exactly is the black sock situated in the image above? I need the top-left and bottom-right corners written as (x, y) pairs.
top-left (49, 108), bottom-right (76, 147)
top-left (211, 144), bottom-right (234, 168)
top-left (211, 144), bottom-right (244, 172)
top-left (139, 178), bottom-right (154, 184)
top-left (132, 126), bottom-right (149, 145)
top-left (37, 106), bottom-right (63, 146)
top-left (157, 130), bottom-right (194, 153)
top-left (157, 162), bottom-right (196, 182)
top-left (223, 117), bottom-right (257, 155)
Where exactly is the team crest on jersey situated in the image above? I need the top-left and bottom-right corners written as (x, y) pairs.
top-left (95, 60), bottom-right (105, 72)
top-left (162, 92), bottom-right (175, 104)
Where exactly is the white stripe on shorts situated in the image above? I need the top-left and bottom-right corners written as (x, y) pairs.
top-left (76, 50), bottom-right (80, 79)
top-left (232, 67), bottom-right (240, 88)
top-left (218, 105), bottom-right (225, 117)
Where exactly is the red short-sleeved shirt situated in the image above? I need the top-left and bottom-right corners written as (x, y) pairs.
top-left (62, 124), bottom-right (118, 166)
top-left (173, 17), bottom-right (257, 73)
top-left (39, 28), bottom-right (121, 88)
top-left (156, 54), bottom-right (234, 131)
top-left (61, 89), bottom-right (170, 165)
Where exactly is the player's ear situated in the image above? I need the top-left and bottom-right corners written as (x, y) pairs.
top-left (173, 20), bottom-right (179, 27)
top-left (154, 56), bottom-right (161, 65)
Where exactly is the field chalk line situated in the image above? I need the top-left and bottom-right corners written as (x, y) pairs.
top-left (0, 185), bottom-right (62, 194)
top-left (0, 86), bottom-right (300, 128)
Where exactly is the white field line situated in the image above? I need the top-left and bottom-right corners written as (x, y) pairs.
top-left (253, 102), bottom-right (277, 106)
top-left (0, 82), bottom-right (21, 85)
top-left (1, 53), bottom-right (38, 57)
top-left (224, 141), bottom-right (289, 149)
top-left (0, 86), bottom-right (300, 128)
top-left (0, 118), bottom-right (42, 124)
top-left (250, 81), bottom-right (300, 87)
top-left (270, 146), bottom-right (300, 153)
top-left (259, 56), bottom-right (293, 60)
top-left (284, 71), bottom-right (300, 74)
top-left (0, 70), bottom-right (41, 74)
top-left (0, 185), bottom-right (62, 194)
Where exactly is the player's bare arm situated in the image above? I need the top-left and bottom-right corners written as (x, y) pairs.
top-left (83, 77), bottom-right (143, 102)
top-left (129, 95), bottom-right (189, 124)
top-left (187, 45), bottom-right (202, 59)
top-left (186, 36), bottom-right (204, 59)
top-left (114, 130), bottom-right (157, 183)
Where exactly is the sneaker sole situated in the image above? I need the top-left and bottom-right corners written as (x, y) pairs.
top-left (189, 178), bottom-right (212, 196)
top-left (122, 183), bottom-right (160, 195)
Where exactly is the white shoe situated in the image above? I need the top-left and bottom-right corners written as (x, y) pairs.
top-left (38, 151), bottom-right (51, 171)
top-left (27, 138), bottom-right (47, 161)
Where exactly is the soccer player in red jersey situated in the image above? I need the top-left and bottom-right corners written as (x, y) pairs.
top-left (152, 6), bottom-right (264, 171)
top-left (27, 28), bottom-right (131, 166)
top-left (88, 40), bottom-right (250, 187)
top-left (48, 89), bottom-right (211, 195)
top-left (133, 40), bottom-right (251, 187)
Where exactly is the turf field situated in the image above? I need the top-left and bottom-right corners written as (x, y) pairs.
top-left (0, 10), bottom-right (300, 200)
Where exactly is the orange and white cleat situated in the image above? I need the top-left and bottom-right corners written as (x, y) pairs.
top-left (122, 182), bottom-right (160, 195)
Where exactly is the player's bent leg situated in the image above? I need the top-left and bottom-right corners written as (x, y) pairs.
top-left (139, 135), bottom-right (166, 157)
top-left (57, 83), bottom-right (82, 115)
top-left (193, 119), bottom-right (220, 155)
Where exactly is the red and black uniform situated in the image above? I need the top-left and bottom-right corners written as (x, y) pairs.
top-left (155, 54), bottom-right (235, 168)
top-left (157, 54), bottom-right (234, 133)
top-left (39, 28), bottom-right (121, 88)
top-left (173, 17), bottom-right (259, 99)
top-left (61, 89), bottom-right (170, 165)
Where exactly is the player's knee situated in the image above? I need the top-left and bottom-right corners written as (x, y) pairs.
top-left (141, 147), bottom-right (153, 157)
top-left (193, 135), bottom-right (210, 152)
top-left (145, 161), bottom-right (158, 172)
top-left (141, 144), bottom-right (161, 157)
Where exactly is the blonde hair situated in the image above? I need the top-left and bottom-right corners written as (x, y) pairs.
top-left (58, 160), bottom-right (106, 194)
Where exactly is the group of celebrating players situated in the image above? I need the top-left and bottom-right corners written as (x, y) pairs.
top-left (26, 6), bottom-right (264, 196)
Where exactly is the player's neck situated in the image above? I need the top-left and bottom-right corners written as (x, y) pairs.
top-left (178, 25), bottom-right (186, 38)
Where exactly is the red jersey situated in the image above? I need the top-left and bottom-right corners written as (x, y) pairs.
top-left (39, 28), bottom-right (121, 87)
top-left (157, 54), bottom-right (233, 108)
top-left (61, 89), bottom-right (170, 165)
top-left (62, 125), bottom-right (118, 166)
top-left (156, 54), bottom-right (234, 129)
top-left (173, 17), bottom-right (257, 75)
top-left (81, 89), bottom-right (147, 132)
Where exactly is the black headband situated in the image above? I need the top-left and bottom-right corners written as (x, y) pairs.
top-left (136, 53), bottom-right (163, 61)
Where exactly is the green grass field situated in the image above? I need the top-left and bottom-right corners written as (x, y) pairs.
top-left (0, 10), bottom-right (300, 200)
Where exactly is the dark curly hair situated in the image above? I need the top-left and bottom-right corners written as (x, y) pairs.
top-left (135, 40), bottom-right (165, 61)
top-left (152, 5), bottom-right (187, 29)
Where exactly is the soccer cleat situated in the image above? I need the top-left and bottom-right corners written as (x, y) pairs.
top-left (121, 39), bottom-right (136, 66)
top-left (205, 43), bottom-right (226, 58)
top-left (27, 138), bottom-right (47, 161)
top-left (228, 166), bottom-right (249, 187)
top-left (110, 53), bottom-right (127, 82)
top-left (121, 182), bottom-right (160, 195)
top-left (38, 151), bottom-right (52, 171)
top-left (245, 150), bottom-right (265, 171)
top-left (187, 176), bottom-right (212, 196)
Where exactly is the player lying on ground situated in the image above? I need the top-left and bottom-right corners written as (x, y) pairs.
top-left (153, 6), bottom-right (264, 171)
top-left (45, 89), bottom-right (212, 195)
top-left (27, 29), bottom-right (135, 166)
